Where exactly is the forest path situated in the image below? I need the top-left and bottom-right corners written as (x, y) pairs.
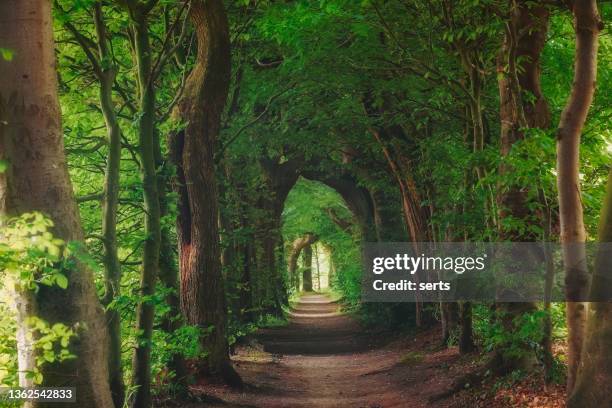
top-left (195, 293), bottom-right (460, 408)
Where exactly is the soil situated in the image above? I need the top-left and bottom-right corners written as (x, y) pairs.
top-left (183, 294), bottom-right (458, 407)
top-left (176, 294), bottom-right (565, 408)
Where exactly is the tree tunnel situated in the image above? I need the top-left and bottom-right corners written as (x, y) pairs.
top-left (221, 153), bottom-right (410, 320)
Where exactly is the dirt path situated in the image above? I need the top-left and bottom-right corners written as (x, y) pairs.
top-left (192, 294), bottom-right (466, 408)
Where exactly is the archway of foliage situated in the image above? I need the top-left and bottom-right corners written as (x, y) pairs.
top-left (282, 178), bottom-right (363, 304)
top-left (1, 0), bottom-right (611, 406)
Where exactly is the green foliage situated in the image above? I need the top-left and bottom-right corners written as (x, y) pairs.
top-left (0, 48), bottom-right (13, 61)
top-left (0, 213), bottom-right (69, 292)
top-left (25, 317), bottom-right (76, 384)
top-left (0, 213), bottom-right (78, 387)
top-left (0, 303), bottom-right (17, 387)
top-left (283, 178), bottom-right (362, 303)
top-left (1, 0), bottom-right (607, 398)
top-left (472, 302), bottom-right (567, 374)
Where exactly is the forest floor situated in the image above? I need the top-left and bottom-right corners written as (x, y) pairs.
top-left (177, 294), bottom-right (565, 408)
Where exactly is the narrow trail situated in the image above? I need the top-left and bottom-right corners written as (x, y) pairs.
top-left (197, 294), bottom-right (463, 408)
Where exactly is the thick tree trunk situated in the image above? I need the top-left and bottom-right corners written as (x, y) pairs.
top-left (495, 0), bottom-right (550, 374)
top-left (441, 302), bottom-right (459, 346)
top-left (556, 0), bottom-right (602, 393)
top-left (568, 168), bottom-right (612, 406)
top-left (170, 0), bottom-right (239, 385)
top-left (440, 302), bottom-right (459, 345)
top-left (0, 1), bottom-right (113, 406)
top-left (254, 158), bottom-right (300, 315)
top-left (254, 208), bottom-right (285, 314)
top-left (302, 244), bottom-right (314, 292)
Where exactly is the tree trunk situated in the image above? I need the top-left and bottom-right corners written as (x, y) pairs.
top-left (0, 1), bottom-right (113, 406)
top-left (254, 158), bottom-right (300, 315)
top-left (302, 244), bottom-right (314, 292)
top-left (314, 243), bottom-right (321, 291)
top-left (89, 4), bottom-right (125, 405)
top-left (156, 129), bottom-right (188, 388)
top-left (124, 5), bottom-right (163, 407)
top-left (441, 302), bottom-right (459, 346)
top-left (459, 302), bottom-right (475, 354)
top-left (371, 129), bottom-right (426, 246)
top-left (369, 130), bottom-right (426, 327)
top-left (370, 187), bottom-right (407, 242)
top-left (329, 255), bottom-right (336, 288)
top-left (556, 0), bottom-right (602, 393)
top-left (495, 0), bottom-right (550, 374)
top-left (170, 0), bottom-right (240, 385)
top-left (288, 233), bottom-right (318, 291)
top-left (452, 26), bottom-right (496, 231)
top-left (568, 167), bottom-right (612, 406)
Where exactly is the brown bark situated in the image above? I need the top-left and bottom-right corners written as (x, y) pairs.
top-left (448, 11), bottom-right (496, 230)
top-left (170, 0), bottom-right (239, 385)
top-left (0, 1), bottom-right (113, 406)
top-left (568, 167), bottom-right (612, 406)
top-left (458, 302), bottom-right (475, 354)
top-left (254, 158), bottom-right (300, 315)
top-left (556, 0), bottom-right (602, 393)
top-left (370, 129), bottom-right (426, 247)
top-left (369, 129), bottom-right (426, 326)
top-left (495, 0), bottom-right (550, 374)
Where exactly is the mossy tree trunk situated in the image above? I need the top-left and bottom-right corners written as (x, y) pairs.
top-left (121, 3), bottom-right (164, 406)
top-left (169, 0), bottom-right (240, 385)
top-left (302, 244), bottom-right (314, 292)
top-left (494, 0), bottom-right (551, 374)
top-left (288, 233), bottom-right (318, 291)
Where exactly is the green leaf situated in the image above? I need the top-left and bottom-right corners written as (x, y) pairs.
top-left (55, 274), bottom-right (68, 289)
top-left (0, 48), bottom-right (13, 61)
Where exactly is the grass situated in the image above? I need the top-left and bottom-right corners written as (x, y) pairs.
top-left (399, 351), bottom-right (425, 366)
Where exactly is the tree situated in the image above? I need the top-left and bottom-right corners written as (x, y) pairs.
top-left (169, 0), bottom-right (240, 384)
top-left (568, 171), bottom-right (612, 406)
top-left (495, 0), bottom-right (551, 373)
top-left (118, 1), bottom-right (163, 406)
top-left (288, 233), bottom-right (318, 291)
top-left (0, 1), bottom-right (113, 406)
top-left (556, 0), bottom-right (603, 393)
top-left (302, 243), bottom-right (314, 292)
top-left (57, 2), bottom-right (126, 403)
